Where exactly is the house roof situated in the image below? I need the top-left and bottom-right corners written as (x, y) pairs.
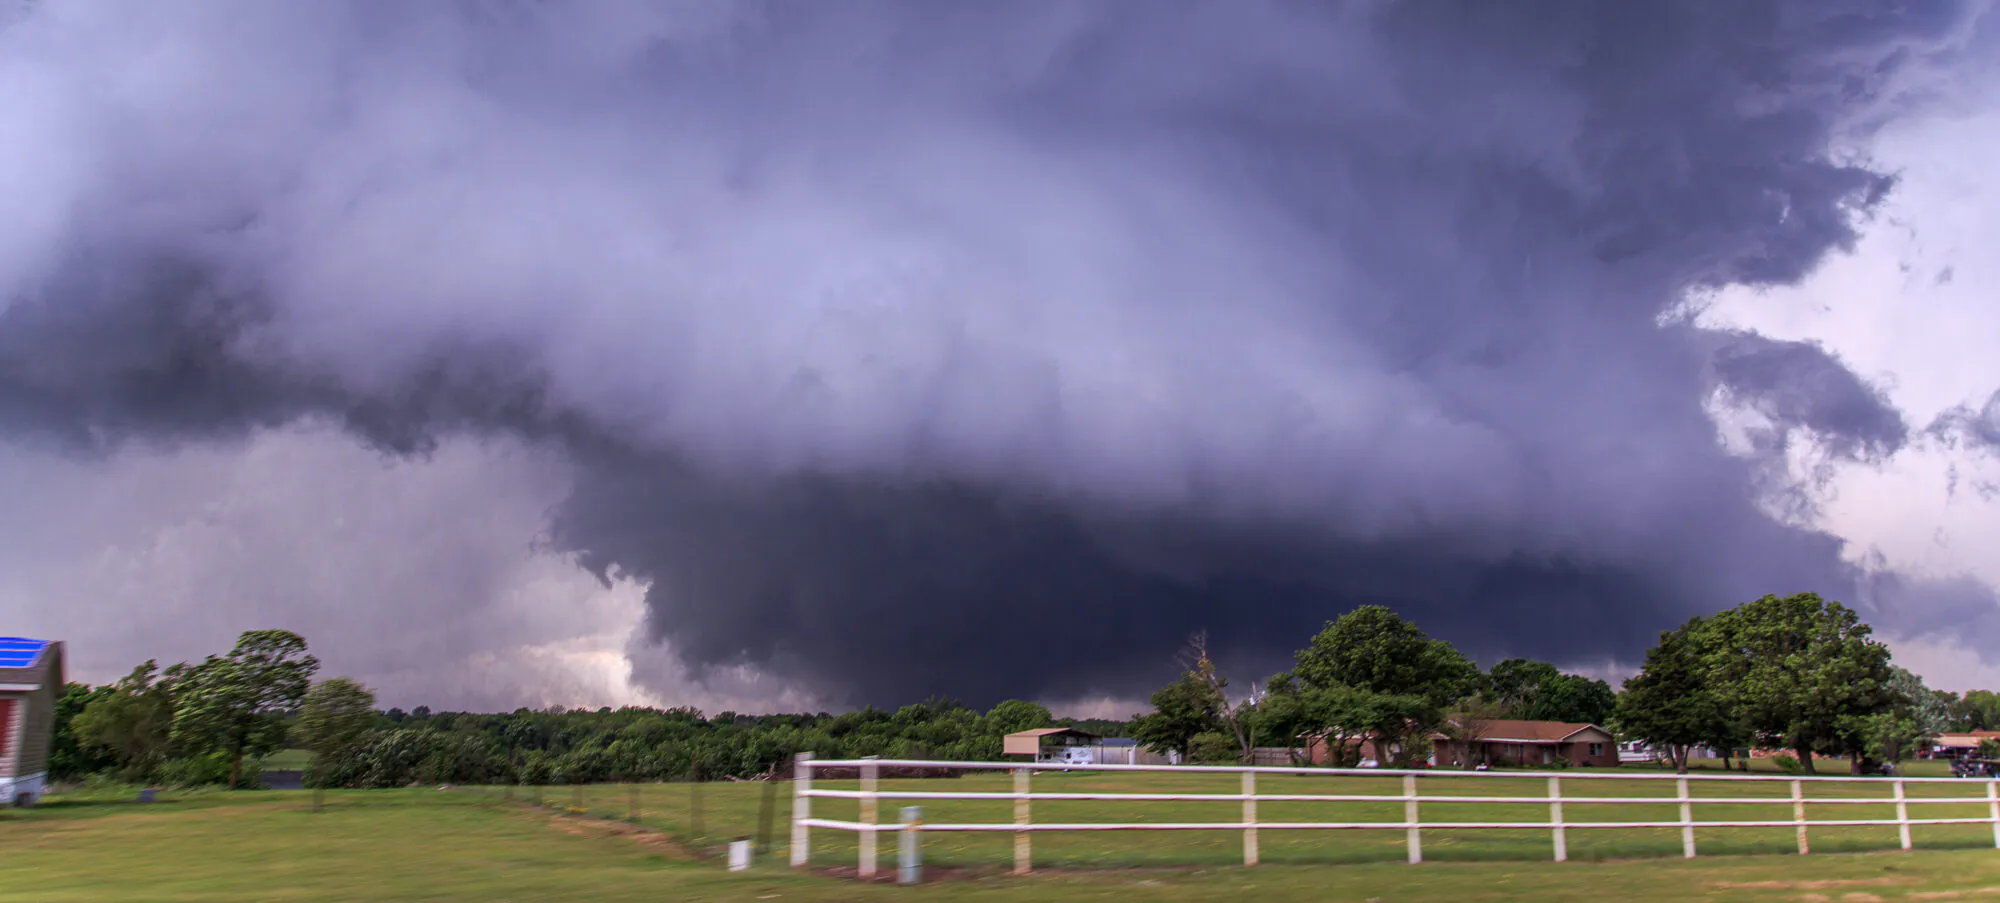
top-left (1464, 720), bottom-right (1611, 744)
top-left (1004, 727), bottom-right (1100, 740)
top-left (0, 637), bottom-right (50, 670)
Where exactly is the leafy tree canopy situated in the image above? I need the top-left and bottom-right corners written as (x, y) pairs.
top-left (1129, 670), bottom-right (1224, 758)
top-left (1293, 606), bottom-right (1478, 706)
top-left (172, 629), bottom-right (320, 788)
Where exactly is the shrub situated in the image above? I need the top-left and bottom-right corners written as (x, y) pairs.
top-left (1187, 732), bottom-right (1239, 765)
top-left (1770, 753), bottom-right (1804, 774)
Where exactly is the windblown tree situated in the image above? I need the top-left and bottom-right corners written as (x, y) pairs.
top-left (1865, 666), bottom-right (1949, 767)
top-left (294, 677), bottom-right (379, 808)
top-left (172, 629), bottom-right (321, 789)
top-left (50, 682), bottom-right (117, 780)
top-left (71, 661), bottom-right (178, 782)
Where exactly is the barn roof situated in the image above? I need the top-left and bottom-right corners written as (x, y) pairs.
top-left (1005, 727), bottom-right (1099, 740)
top-left (0, 637), bottom-right (51, 670)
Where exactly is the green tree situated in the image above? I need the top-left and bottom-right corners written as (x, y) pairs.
top-left (1292, 606), bottom-right (1476, 765)
top-left (1617, 622), bottom-right (1735, 774)
top-left (71, 662), bottom-right (178, 782)
top-left (1256, 675), bottom-right (1430, 767)
top-left (1953, 690), bottom-right (2000, 731)
top-left (1521, 673), bottom-right (1618, 725)
top-left (984, 700), bottom-right (1053, 736)
top-left (1704, 593), bottom-right (1894, 774)
top-left (1186, 731), bottom-right (1238, 765)
top-left (172, 629), bottom-right (320, 789)
top-left (1129, 670), bottom-right (1225, 759)
top-left (1443, 694), bottom-right (1512, 769)
top-left (1886, 666), bottom-right (1950, 738)
top-left (1485, 658), bottom-right (1561, 712)
top-left (1862, 710), bottom-right (1923, 766)
top-left (293, 677), bottom-right (379, 806)
top-left (1294, 607), bottom-right (1479, 706)
top-left (50, 682), bottom-right (116, 780)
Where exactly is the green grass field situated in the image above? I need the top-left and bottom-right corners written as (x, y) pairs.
top-left (260, 748), bottom-right (314, 771)
top-left (9, 781), bottom-right (2000, 902)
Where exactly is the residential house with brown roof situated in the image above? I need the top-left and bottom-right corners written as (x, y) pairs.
top-left (1437, 720), bottom-right (1618, 768)
top-left (1301, 719), bottom-right (1620, 769)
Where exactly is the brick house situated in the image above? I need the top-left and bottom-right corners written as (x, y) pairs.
top-left (1436, 720), bottom-right (1619, 768)
top-left (0, 637), bottom-right (64, 806)
top-left (1302, 719), bottom-right (1620, 769)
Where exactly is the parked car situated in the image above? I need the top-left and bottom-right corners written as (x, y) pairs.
top-left (1952, 758), bottom-right (2000, 778)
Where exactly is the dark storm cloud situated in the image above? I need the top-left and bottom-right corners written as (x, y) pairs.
top-left (0, 0), bottom-right (1992, 706)
top-left (1705, 330), bottom-right (1910, 462)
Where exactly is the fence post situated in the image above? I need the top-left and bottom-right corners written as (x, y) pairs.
top-left (1014, 767), bottom-right (1033, 876)
top-left (1988, 779), bottom-right (2000, 849)
top-left (1404, 773), bottom-right (1422, 864)
top-left (1243, 770), bottom-right (1259, 866)
top-left (691, 780), bottom-right (706, 845)
top-left (1548, 775), bottom-right (1566, 862)
top-left (1791, 780), bottom-right (1809, 855)
top-left (1893, 779), bottom-right (1912, 851)
top-left (790, 753), bottom-right (812, 868)
top-left (1677, 776), bottom-right (1696, 858)
top-left (899, 806), bottom-right (923, 886)
top-left (757, 778), bottom-right (778, 855)
top-left (860, 757), bottom-right (880, 878)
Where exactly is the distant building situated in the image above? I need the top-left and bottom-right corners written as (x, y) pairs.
top-left (1003, 727), bottom-right (1101, 764)
top-left (1, 636), bottom-right (64, 806)
top-left (1925, 731), bottom-right (2000, 760)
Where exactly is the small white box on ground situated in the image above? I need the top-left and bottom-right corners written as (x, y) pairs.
top-left (728, 840), bottom-right (751, 871)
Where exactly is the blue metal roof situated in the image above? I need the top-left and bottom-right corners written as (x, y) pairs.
top-left (0, 637), bottom-right (51, 669)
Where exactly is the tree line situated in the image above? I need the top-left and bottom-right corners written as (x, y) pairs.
top-left (48, 591), bottom-right (1976, 787)
top-left (1128, 592), bottom-right (1956, 775)
top-left (51, 631), bottom-right (1115, 788)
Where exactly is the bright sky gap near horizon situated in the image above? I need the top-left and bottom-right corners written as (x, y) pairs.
top-left (3, 1), bottom-right (2000, 715)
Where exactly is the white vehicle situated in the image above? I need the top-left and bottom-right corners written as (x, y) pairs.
top-left (1042, 746), bottom-right (1097, 767)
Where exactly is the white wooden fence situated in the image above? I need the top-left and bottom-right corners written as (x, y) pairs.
top-left (789, 754), bottom-right (2000, 878)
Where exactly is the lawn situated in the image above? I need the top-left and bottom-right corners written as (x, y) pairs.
top-left (261, 748), bottom-right (314, 772)
top-left (9, 785), bottom-right (2000, 903)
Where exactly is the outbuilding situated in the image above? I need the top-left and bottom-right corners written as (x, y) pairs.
top-left (1003, 727), bottom-right (1100, 764)
top-left (1, 636), bottom-right (64, 806)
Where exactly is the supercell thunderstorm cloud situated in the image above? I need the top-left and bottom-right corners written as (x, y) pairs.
top-left (1, 0), bottom-right (1995, 706)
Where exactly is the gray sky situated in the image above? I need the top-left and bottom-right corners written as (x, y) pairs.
top-left (3, 1), bottom-right (1999, 711)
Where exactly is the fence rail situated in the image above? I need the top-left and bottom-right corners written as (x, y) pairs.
top-left (790, 754), bottom-right (2000, 880)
